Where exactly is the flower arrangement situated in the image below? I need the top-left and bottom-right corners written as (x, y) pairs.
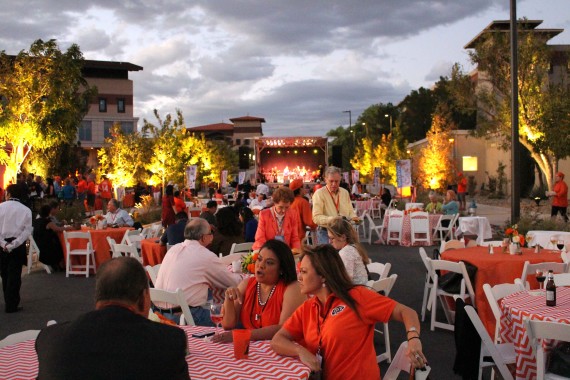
top-left (505, 224), bottom-right (525, 246)
top-left (241, 251), bottom-right (258, 274)
top-left (89, 214), bottom-right (105, 225)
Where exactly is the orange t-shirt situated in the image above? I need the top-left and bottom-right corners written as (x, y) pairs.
top-left (553, 180), bottom-right (569, 207)
top-left (77, 179), bottom-right (87, 194)
top-left (291, 195), bottom-right (317, 238)
top-left (173, 197), bottom-right (188, 214)
top-left (240, 278), bottom-right (286, 329)
top-left (283, 286), bottom-right (396, 380)
top-left (457, 177), bottom-right (467, 193)
top-left (99, 179), bottom-right (113, 199)
top-left (87, 181), bottom-right (96, 195)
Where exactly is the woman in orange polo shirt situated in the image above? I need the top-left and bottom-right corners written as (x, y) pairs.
top-left (213, 240), bottom-right (305, 342)
top-left (271, 245), bottom-right (426, 380)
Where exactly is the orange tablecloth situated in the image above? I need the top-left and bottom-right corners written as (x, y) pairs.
top-left (442, 247), bottom-right (563, 336)
top-left (141, 238), bottom-right (167, 266)
top-left (59, 227), bottom-right (133, 268)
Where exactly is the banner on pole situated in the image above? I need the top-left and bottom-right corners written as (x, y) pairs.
top-left (342, 172), bottom-right (350, 184)
top-left (351, 170), bottom-right (359, 184)
top-left (186, 165), bottom-right (197, 189)
top-left (221, 170), bottom-right (228, 188)
top-left (373, 167), bottom-right (380, 187)
top-left (238, 172), bottom-right (246, 185)
top-left (396, 160), bottom-right (412, 188)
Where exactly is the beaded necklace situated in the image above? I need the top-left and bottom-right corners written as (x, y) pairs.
top-left (253, 282), bottom-right (277, 324)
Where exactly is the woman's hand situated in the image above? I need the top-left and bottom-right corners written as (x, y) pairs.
top-left (225, 287), bottom-right (242, 304)
top-left (406, 338), bottom-right (428, 369)
top-left (211, 331), bottom-right (233, 343)
top-left (298, 349), bottom-right (321, 372)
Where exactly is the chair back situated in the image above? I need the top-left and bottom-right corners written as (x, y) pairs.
top-left (384, 341), bottom-right (431, 380)
top-left (110, 242), bottom-right (141, 262)
top-left (121, 228), bottom-right (141, 243)
top-left (433, 213), bottom-right (457, 242)
top-left (145, 264), bottom-right (161, 286)
top-left (479, 240), bottom-right (504, 247)
top-left (562, 251), bottom-right (569, 264)
top-left (524, 319), bottom-right (570, 380)
top-left (0, 330), bottom-right (40, 349)
top-left (368, 274), bottom-right (398, 295)
top-left (521, 261), bottom-right (569, 289)
top-left (229, 242), bottom-right (254, 255)
top-left (410, 211), bottom-right (430, 245)
top-left (220, 252), bottom-right (245, 266)
top-left (386, 210), bottom-right (404, 243)
top-left (27, 235), bottom-right (42, 275)
top-left (440, 239), bottom-right (465, 252)
top-left (366, 262), bottom-right (391, 281)
top-left (429, 258), bottom-right (475, 303)
top-left (149, 288), bottom-right (195, 326)
top-left (64, 231), bottom-right (93, 251)
top-left (482, 282), bottom-right (524, 342)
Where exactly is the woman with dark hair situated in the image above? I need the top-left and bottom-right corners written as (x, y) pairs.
top-left (209, 207), bottom-right (244, 256)
top-left (214, 240), bottom-right (305, 342)
top-left (33, 204), bottom-right (73, 271)
top-left (45, 178), bottom-right (55, 198)
top-left (271, 245), bottom-right (426, 380)
top-left (161, 184), bottom-right (176, 228)
top-left (253, 186), bottom-right (300, 251)
top-left (239, 207), bottom-right (258, 243)
top-left (327, 216), bottom-right (370, 285)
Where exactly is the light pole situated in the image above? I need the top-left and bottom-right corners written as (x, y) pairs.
top-left (343, 110), bottom-right (353, 144)
top-left (384, 114), bottom-right (392, 133)
top-left (362, 122), bottom-right (369, 138)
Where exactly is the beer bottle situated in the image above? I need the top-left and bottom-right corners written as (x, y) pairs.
top-left (546, 270), bottom-right (556, 307)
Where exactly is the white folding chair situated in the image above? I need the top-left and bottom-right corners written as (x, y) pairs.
top-left (110, 242), bottom-right (142, 262)
top-left (304, 228), bottom-right (316, 246)
top-left (64, 231), bottom-right (97, 278)
top-left (149, 288), bottom-right (195, 326)
top-left (228, 242), bottom-right (254, 255)
top-left (145, 264), bottom-right (161, 286)
top-left (427, 257), bottom-right (475, 331)
top-left (410, 211), bottom-right (431, 246)
top-left (520, 261), bottom-right (569, 289)
top-left (552, 273), bottom-right (570, 286)
top-left (384, 341), bottom-right (431, 380)
top-left (440, 239), bottom-right (465, 252)
top-left (418, 247), bottom-right (433, 322)
top-left (561, 251), bottom-right (569, 264)
top-left (219, 252), bottom-right (244, 266)
top-left (363, 212), bottom-right (384, 244)
top-left (27, 235), bottom-right (51, 274)
top-left (366, 262), bottom-right (391, 286)
top-left (367, 274), bottom-right (398, 363)
top-left (140, 227), bottom-right (152, 239)
top-left (432, 213), bottom-right (457, 243)
top-left (122, 229), bottom-right (143, 251)
top-left (464, 303), bottom-right (515, 380)
top-left (0, 330), bottom-right (40, 349)
top-left (482, 282), bottom-right (525, 342)
top-left (386, 209), bottom-right (404, 245)
top-left (525, 319), bottom-right (570, 380)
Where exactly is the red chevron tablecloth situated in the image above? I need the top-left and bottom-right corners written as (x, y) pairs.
top-left (381, 213), bottom-right (441, 246)
top-left (499, 287), bottom-right (570, 380)
top-left (0, 326), bottom-right (310, 380)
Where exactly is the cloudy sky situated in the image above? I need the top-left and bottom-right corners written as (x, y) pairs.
top-left (1, 0), bottom-right (568, 137)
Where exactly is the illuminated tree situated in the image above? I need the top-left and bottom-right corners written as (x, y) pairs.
top-left (417, 111), bottom-right (454, 190)
top-left (0, 39), bottom-right (96, 182)
top-left (463, 23), bottom-right (570, 189)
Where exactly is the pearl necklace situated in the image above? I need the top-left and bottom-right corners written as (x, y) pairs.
top-left (257, 282), bottom-right (276, 306)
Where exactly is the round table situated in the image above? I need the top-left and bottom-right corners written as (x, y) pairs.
top-left (381, 213), bottom-right (441, 246)
top-left (499, 287), bottom-right (570, 380)
top-left (141, 238), bottom-right (167, 266)
top-left (441, 247), bottom-right (563, 337)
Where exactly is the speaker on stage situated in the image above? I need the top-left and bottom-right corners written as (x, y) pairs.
top-left (239, 146), bottom-right (251, 169)
top-left (332, 145), bottom-right (342, 167)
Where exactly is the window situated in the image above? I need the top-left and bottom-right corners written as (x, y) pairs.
top-left (117, 98), bottom-right (125, 113)
top-left (99, 98), bottom-right (107, 112)
top-left (121, 121), bottom-right (134, 134)
top-left (235, 138), bottom-right (241, 145)
top-left (462, 156), bottom-right (478, 172)
top-left (244, 139), bottom-right (250, 146)
top-left (78, 121), bottom-right (92, 141)
top-left (104, 121), bottom-right (114, 139)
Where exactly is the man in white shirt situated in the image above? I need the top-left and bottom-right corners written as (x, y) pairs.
top-left (0, 184), bottom-right (33, 313)
top-left (105, 199), bottom-right (134, 227)
top-left (312, 166), bottom-right (358, 244)
top-left (154, 218), bottom-right (241, 326)
top-left (256, 179), bottom-right (270, 197)
top-left (249, 193), bottom-right (267, 209)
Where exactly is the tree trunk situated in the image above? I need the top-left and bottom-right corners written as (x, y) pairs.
top-left (520, 139), bottom-right (554, 190)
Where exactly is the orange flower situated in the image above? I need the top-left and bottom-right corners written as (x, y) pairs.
top-left (252, 253), bottom-right (259, 262)
top-left (519, 235), bottom-right (525, 247)
top-left (505, 228), bottom-right (514, 235)
top-left (247, 263), bottom-right (255, 273)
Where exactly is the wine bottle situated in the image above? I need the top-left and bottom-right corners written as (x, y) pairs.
top-left (546, 270), bottom-right (556, 307)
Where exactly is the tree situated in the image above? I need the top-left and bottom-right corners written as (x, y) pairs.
top-left (0, 39), bottom-right (96, 182)
top-left (465, 24), bottom-right (570, 189)
top-left (416, 109), bottom-right (455, 190)
top-left (398, 87), bottom-right (436, 143)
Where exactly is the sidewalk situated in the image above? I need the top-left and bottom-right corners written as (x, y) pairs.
top-left (475, 203), bottom-right (510, 226)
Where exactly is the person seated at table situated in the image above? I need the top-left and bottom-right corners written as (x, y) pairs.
top-left (213, 240), bottom-right (305, 343)
top-left (105, 199), bottom-right (134, 227)
top-left (249, 192), bottom-right (267, 209)
top-left (209, 206), bottom-right (245, 256)
top-left (425, 191), bottom-right (443, 214)
top-left (154, 218), bottom-right (241, 326)
top-left (160, 211), bottom-right (188, 247)
top-left (239, 207), bottom-right (258, 243)
top-left (33, 204), bottom-right (74, 272)
top-left (326, 216), bottom-right (370, 285)
top-left (351, 181), bottom-right (362, 198)
top-left (380, 187), bottom-right (392, 210)
top-left (172, 190), bottom-right (188, 214)
top-left (271, 245), bottom-right (426, 380)
top-left (199, 200), bottom-right (218, 229)
top-left (35, 257), bottom-right (190, 380)
top-left (442, 189), bottom-right (459, 216)
top-left (253, 186), bottom-right (301, 252)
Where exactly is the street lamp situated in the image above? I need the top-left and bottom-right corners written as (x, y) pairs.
top-left (343, 110), bottom-right (353, 144)
top-left (384, 114), bottom-right (392, 132)
top-left (362, 122), bottom-right (369, 138)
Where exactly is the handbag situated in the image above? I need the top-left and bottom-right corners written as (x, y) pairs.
top-left (409, 364), bottom-right (431, 380)
top-left (549, 342), bottom-right (570, 376)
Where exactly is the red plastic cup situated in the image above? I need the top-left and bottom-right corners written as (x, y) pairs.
top-left (232, 329), bottom-right (251, 359)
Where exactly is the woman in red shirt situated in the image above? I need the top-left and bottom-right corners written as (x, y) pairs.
top-left (213, 240), bottom-right (305, 342)
top-left (161, 184), bottom-right (176, 227)
top-left (271, 245), bottom-right (426, 380)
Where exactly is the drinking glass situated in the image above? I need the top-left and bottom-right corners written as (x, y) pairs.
top-left (550, 236), bottom-right (558, 250)
top-left (535, 269), bottom-right (546, 290)
top-left (525, 233), bottom-right (534, 248)
top-left (209, 302), bottom-right (223, 334)
top-left (557, 240), bottom-right (565, 251)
